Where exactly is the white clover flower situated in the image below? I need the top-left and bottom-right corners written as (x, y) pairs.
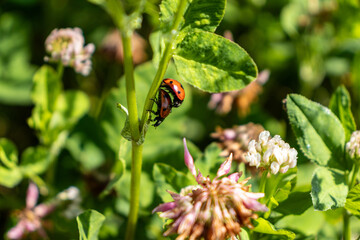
top-left (245, 131), bottom-right (298, 174)
top-left (44, 27), bottom-right (95, 76)
top-left (346, 131), bottom-right (360, 161)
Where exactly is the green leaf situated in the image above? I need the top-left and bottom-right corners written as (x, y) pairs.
top-left (77, 209), bottom-right (106, 240)
top-left (287, 94), bottom-right (346, 170)
top-left (272, 167), bottom-right (297, 203)
top-left (160, 0), bottom-right (226, 32)
top-left (0, 138), bottom-right (18, 167)
top-left (174, 30), bottom-right (257, 93)
top-left (0, 139), bottom-right (22, 187)
top-left (0, 167), bottom-right (22, 188)
top-left (20, 146), bottom-right (49, 176)
top-left (345, 184), bottom-right (360, 216)
top-left (311, 166), bottom-right (348, 211)
top-left (276, 207), bottom-right (325, 236)
top-left (194, 143), bottom-right (224, 178)
top-left (31, 65), bottom-right (61, 112)
top-left (52, 90), bottom-right (90, 130)
top-left (275, 188), bottom-right (312, 215)
top-left (329, 85), bottom-right (356, 141)
top-left (252, 218), bottom-right (295, 239)
top-left (153, 163), bottom-right (194, 202)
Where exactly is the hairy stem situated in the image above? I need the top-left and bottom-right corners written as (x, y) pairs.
top-left (139, 0), bottom-right (188, 131)
top-left (121, 30), bottom-right (144, 240)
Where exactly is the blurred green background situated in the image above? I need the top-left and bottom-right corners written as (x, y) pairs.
top-left (1, 0), bottom-right (360, 239)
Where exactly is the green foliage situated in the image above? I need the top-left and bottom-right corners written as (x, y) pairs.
top-left (29, 66), bottom-right (90, 144)
top-left (329, 85), bottom-right (357, 141)
top-left (160, 0), bottom-right (226, 32)
top-left (275, 188), bottom-right (312, 215)
top-left (287, 94), bottom-right (346, 170)
top-left (174, 30), bottom-right (258, 93)
top-left (0, 138), bottom-right (22, 187)
top-left (153, 163), bottom-right (194, 202)
top-left (77, 210), bottom-right (106, 240)
top-left (345, 184), bottom-right (360, 216)
top-left (0, 13), bottom-right (36, 105)
top-left (311, 167), bottom-right (348, 211)
top-left (252, 218), bottom-right (295, 239)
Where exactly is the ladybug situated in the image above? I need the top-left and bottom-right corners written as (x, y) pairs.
top-left (161, 78), bottom-right (185, 107)
top-left (150, 89), bottom-right (173, 127)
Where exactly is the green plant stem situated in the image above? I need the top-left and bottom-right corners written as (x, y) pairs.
top-left (123, 1), bottom-right (187, 239)
top-left (258, 170), bottom-right (268, 194)
top-left (122, 31), bottom-right (140, 141)
top-left (139, 0), bottom-right (188, 131)
top-left (342, 163), bottom-right (359, 240)
top-left (349, 163), bottom-right (359, 189)
top-left (125, 143), bottom-right (143, 240)
top-left (121, 29), bottom-right (144, 240)
top-left (343, 209), bottom-right (351, 240)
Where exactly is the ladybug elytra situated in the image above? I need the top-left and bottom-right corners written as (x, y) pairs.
top-left (150, 89), bottom-right (173, 127)
top-left (161, 78), bottom-right (185, 107)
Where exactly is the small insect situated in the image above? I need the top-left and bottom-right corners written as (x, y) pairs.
top-left (161, 78), bottom-right (185, 107)
top-left (149, 89), bottom-right (173, 127)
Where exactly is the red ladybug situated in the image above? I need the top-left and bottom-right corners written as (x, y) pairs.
top-left (161, 78), bottom-right (185, 107)
top-left (150, 89), bottom-right (173, 127)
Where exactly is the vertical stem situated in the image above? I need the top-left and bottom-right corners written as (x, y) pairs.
top-left (258, 170), bottom-right (268, 194)
top-left (122, 31), bottom-right (140, 140)
top-left (139, 0), bottom-right (188, 131)
top-left (121, 29), bottom-right (143, 240)
top-left (349, 164), bottom-right (359, 189)
top-left (343, 163), bottom-right (359, 240)
top-left (125, 143), bottom-right (143, 240)
top-left (343, 209), bottom-right (351, 240)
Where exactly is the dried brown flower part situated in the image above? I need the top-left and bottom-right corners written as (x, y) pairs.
top-left (153, 139), bottom-right (268, 240)
top-left (100, 30), bottom-right (147, 64)
top-left (211, 123), bottom-right (265, 164)
top-left (208, 70), bottom-right (270, 117)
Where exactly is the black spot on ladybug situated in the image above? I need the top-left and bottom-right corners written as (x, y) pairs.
top-left (170, 81), bottom-right (173, 84)
top-left (178, 91), bottom-right (181, 94)
top-left (180, 84), bottom-right (184, 89)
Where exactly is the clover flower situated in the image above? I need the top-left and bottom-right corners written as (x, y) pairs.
top-left (211, 123), bottom-right (265, 164)
top-left (44, 27), bottom-right (95, 76)
top-left (7, 184), bottom-right (82, 239)
top-left (7, 183), bottom-right (55, 239)
top-left (153, 139), bottom-right (268, 240)
top-left (245, 131), bottom-right (297, 174)
top-left (346, 131), bottom-right (360, 161)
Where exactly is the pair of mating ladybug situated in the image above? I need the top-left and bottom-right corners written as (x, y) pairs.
top-left (150, 78), bottom-right (185, 127)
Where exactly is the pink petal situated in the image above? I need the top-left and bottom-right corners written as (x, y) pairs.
top-left (228, 172), bottom-right (241, 182)
top-left (152, 202), bottom-right (177, 214)
top-left (183, 138), bottom-right (197, 178)
top-left (26, 182), bottom-right (39, 209)
top-left (243, 198), bottom-right (268, 212)
top-left (34, 204), bottom-right (55, 218)
top-left (24, 220), bottom-right (39, 232)
top-left (196, 171), bottom-right (205, 184)
top-left (217, 154), bottom-right (233, 177)
top-left (7, 220), bottom-right (26, 239)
